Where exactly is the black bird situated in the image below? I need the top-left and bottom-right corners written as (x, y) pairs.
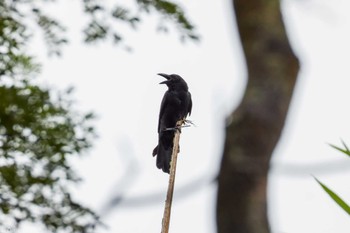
top-left (152, 73), bottom-right (192, 173)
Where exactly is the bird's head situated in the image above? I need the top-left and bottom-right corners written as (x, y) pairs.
top-left (158, 73), bottom-right (188, 91)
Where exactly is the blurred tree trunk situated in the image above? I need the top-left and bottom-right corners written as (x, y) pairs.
top-left (216, 1), bottom-right (299, 233)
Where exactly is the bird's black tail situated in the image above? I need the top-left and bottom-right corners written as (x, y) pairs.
top-left (152, 144), bottom-right (171, 174)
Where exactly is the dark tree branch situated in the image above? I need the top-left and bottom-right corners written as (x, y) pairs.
top-left (217, 0), bottom-right (300, 232)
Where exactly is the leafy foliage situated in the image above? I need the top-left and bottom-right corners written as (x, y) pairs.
top-left (137, 0), bottom-right (199, 41)
top-left (0, 1), bottom-right (99, 232)
top-left (0, 1), bottom-right (34, 77)
top-left (82, 0), bottom-right (199, 48)
top-left (0, 0), bottom-right (198, 55)
top-left (316, 141), bottom-right (350, 217)
top-left (32, 8), bottom-right (68, 56)
top-left (0, 76), bottom-right (99, 232)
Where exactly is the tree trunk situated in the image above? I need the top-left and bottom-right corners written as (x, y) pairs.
top-left (216, 1), bottom-right (299, 233)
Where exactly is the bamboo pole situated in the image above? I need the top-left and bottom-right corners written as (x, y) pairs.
top-left (161, 120), bottom-right (183, 233)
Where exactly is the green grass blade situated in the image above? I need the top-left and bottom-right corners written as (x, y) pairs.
top-left (315, 178), bottom-right (350, 216)
top-left (341, 139), bottom-right (350, 152)
top-left (328, 142), bottom-right (350, 157)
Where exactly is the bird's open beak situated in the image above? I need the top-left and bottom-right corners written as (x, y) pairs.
top-left (158, 73), bottom-right (170, 84)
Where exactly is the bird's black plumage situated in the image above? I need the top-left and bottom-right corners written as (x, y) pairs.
top-left (152, 73), bottom-right (192, 173)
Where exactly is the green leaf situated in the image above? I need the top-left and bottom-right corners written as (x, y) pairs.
top-left (329, 140), bottom-right (350, 157)
top-left (315, 177), bottom-right (350, 216)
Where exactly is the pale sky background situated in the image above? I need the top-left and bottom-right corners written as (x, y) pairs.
top-left (21, 0), bottom-right (350, 232)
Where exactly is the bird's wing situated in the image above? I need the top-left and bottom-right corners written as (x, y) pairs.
top-left (187, 92), bottom-right (192, 116)
top-left (158, 91), bottom-right (169, 133)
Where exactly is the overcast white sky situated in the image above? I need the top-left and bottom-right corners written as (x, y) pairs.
top-left (22, 0), bottom-right (350, 232)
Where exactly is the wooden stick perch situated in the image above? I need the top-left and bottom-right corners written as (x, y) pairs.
top-left (161, 120), bottom-right (183, 233)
